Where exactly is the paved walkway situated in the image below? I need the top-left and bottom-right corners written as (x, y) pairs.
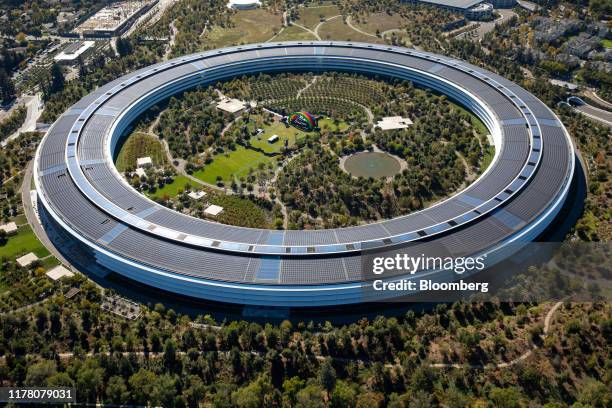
top-left (1, 94), bottom-right (42, 147)
top-left (345, 15), bottom-right (377, 38)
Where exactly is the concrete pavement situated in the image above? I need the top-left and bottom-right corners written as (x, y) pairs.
top-left (575, 103), bottom-right (612, 127)
top-left (1, 94), bottom-right (43, 147)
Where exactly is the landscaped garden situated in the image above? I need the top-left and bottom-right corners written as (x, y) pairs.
top-left (116, 71), bottom-right (493, 229)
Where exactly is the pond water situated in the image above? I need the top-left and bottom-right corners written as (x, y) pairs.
top-left (343, 151), bottom-right (401, 178)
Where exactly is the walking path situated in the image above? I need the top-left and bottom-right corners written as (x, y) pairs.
top-left (345, 16), bottom-right (377, 38)
top-left (291, 22), bottom-right (320, 40)
top-left (1, 301), bottom-right (564, 372)
top-left (1, 94), bottom-right (42, 148)
top-left (314, 15), bottom-right (341, 39)
top-left (430, 301), bottom-right (563, 369)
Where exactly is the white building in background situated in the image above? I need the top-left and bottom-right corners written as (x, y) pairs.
top-left (16, 252), bottom-right (38, 268)
top-left (402, 0), bottom-right (495, 20)
top-left (204, 205), bottom-right (224, 217)
top-left (53, 41), bottom-right (95, 65)
top-left (188, 191), bottom-right (207, 200)
top-left (0, 222), bottom-right (18, 235)
top-left (46, 265), bottom-right (75, 281)
top-left (227, 0), bottom-right (261, 10)
top-left (136, 156), bottom-right (153, 168)
top-left (216, 97), bottom-right (246, 113)
top-left (376, 116), bottom-right (413, 131)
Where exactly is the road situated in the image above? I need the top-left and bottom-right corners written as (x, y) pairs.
top-left (1, 94), bottom-right (43, 147)
top-left (20, 161), bottom-right (73, 270)
top-left (575, 103), bottom-right (612, 127)
top-left (583, 90), bottom-right (612, 111)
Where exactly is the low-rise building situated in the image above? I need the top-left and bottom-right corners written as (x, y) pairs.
top-left (73, 0), bottom-right (158, 38)
top-left (204, 205), bottom-right (224, 217)
top-left (136, 156), bottom-right (153, 168)
top-left (46, 265), bottom-right (74, 281)
top-left (376, 116), bottom-right (413, 130)
top-left (16, 252), bottom-right (38, 267)
top-left (216, 98), bottom-right (245, 114)
top-left (188, 190), bottom-right (207, 200)
top-left (53, 41), bottom-right (95, 65)
top-left (402, 0), bottom-right (493, 21)
top-left (227, 0), bottom-right (261, 9)
top-left (0, 222), bottom-right (18, 235)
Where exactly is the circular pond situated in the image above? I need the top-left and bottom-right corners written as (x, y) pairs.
top-left (343, 151), bottom-right (402, 179)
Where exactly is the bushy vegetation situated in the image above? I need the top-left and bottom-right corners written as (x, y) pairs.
top-left (0, 276), bottom-right (609, 407)
top-left (154, 87), bottom-right (228, 159)
top-left (115, 132), bottom-right (166, 172)
top-left (0, 105), bottom-right (25, 142)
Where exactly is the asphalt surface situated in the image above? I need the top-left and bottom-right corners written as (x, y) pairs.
top-left (575, 104), bottom-right (612, 127)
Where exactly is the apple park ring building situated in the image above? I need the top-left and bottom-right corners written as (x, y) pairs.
top-left (34, 41), bottom-right (575, 307)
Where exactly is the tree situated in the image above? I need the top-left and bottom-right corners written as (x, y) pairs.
top-left (116, 37), bottom-right (134, 58)
top-left (24, 360), bottom-right (56, 386)
top-left (318, 360), bottom-right (337, 398)
top-left (150, 374), bottom-right (177, 408)
top-left (489, 387), bottom-right (524, 408)
top-left (105, 376), bottom-right (129, 405)
top-left (49, 63), bottom-right (65, 95)
top-left (0, 69), bottom-right (15, 105)
top-left (163, 338), bottom-right (177, 371)
top-left (330, 380), bottom-right (356, 408)
top-left (283, 376), bottom-right (305, 405)
top-left (295, 384), bottom-right (325, 408)
top-left (74, 360), bottom-right (104, 403)
top-left (128, 369), bottom-right (156, 405)
top-left (183, 375), bottom-right (206, 407)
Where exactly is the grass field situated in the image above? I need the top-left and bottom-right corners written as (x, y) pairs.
top-left (295, 5), bottom-right (341, 29)
top-left (146, 174), bottom-right (194, 200)
top-left (275, 25), bottom-right (318, 41)
top-left (318, 118), bottom-right (350, 132)
top-left (602, 39), bottom-right (612, 48)
top-left (246, 116), bottom-right (349, 153)
top-left (318, 17), bottom-right (383, 43)
top-left (193, 146), bottom-right (274, 184)
top-left (0, 225), bottom-right (50, 260)
top-left (353, 12), bottom-right (406, 35)
top-left (115, 132), bottom-right (166, 172)
top-left (205, 9), bottom-right (283, 48)
top-left (247, 119), bottom-right (307, 153)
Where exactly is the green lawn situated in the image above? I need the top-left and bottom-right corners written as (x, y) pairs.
top-left (602, 39), bottom-right (612, 48)
top-left (12, 214), bottom-right (28, 225)
top-left (0, 225), bottom-right (50, 260)
top-left (146, 174), bottom-right (194, 200)
top-left (245, 117), bottom-right (348, 153)
top-left (193, 146), bottom-right (274, 184)
top-left (248, 120), bottom-right (308, 153)
top-left (318, 118), bottom-right (350, 132)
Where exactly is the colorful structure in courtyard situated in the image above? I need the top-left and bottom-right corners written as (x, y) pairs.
top-left (286, 111), bottom-right (319, 132)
